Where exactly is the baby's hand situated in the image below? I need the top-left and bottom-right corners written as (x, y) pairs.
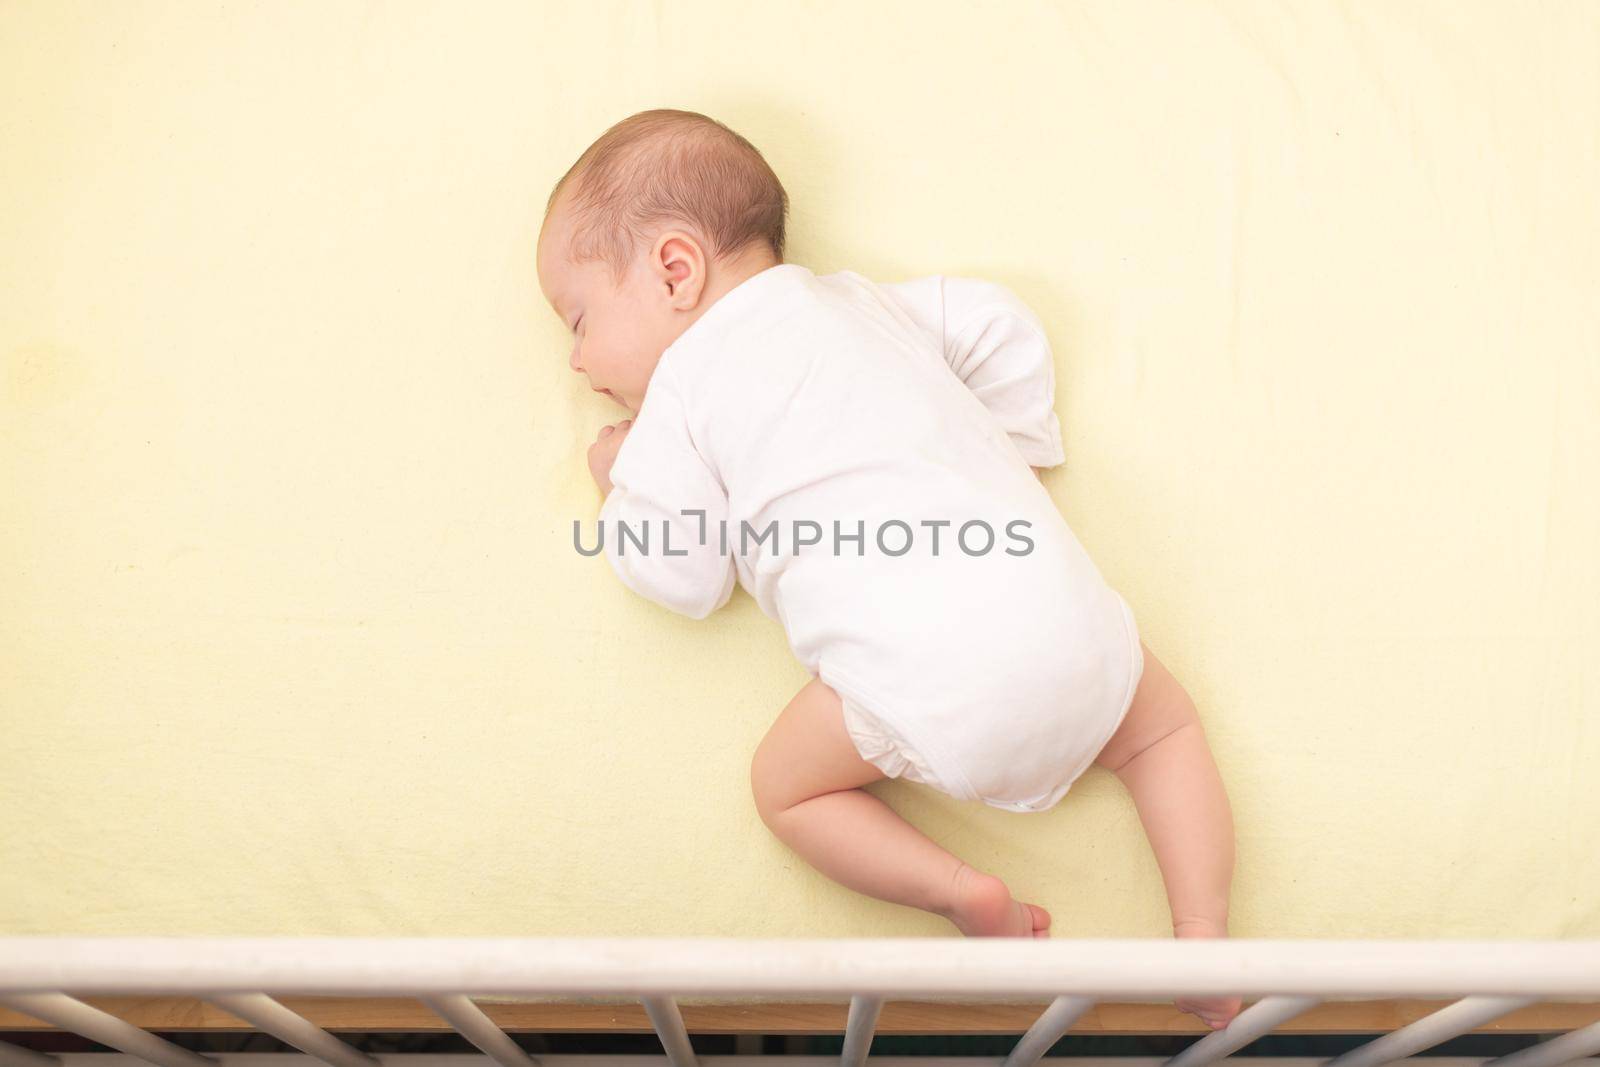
top-left (588, 419), bottom-right (632, 495)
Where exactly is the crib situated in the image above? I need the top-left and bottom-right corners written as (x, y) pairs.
top-left (2, 938), bottom-right (1598, 1067)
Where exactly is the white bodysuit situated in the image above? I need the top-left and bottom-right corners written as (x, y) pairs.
top-left (597, 263), bottom-right (1143, 813)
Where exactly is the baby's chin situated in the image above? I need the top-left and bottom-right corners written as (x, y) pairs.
top-left (603, 389), bottom-right (637, 414)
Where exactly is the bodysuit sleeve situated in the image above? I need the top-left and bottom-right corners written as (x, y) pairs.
top-left (877, 274), bottom-right (1067, 469)
top-left (596, 363), bottom-right (737, 620)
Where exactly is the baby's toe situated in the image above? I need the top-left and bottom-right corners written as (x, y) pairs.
top-left (1175, 994), bottom-right (1242, 1030)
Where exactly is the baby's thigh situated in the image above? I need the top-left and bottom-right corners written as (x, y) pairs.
top-left (749, 677), bottom-right (887, 819)
top-left (1093, 641), bottom-right (1199, 774)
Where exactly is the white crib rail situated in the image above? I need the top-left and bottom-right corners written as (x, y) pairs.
top-left (0, 938), bottom-right (1598, 1067)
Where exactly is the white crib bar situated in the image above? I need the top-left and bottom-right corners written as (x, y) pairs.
top-left (206, 994), bottom-right (378, 1067)
top-left (0, 994), bottom-right (214, 1067)
top-left (841, 995), bottom-right (882, 1067)
top-left (1323, 995), bottom-right (1540, 1067)
top-left (639, 995), bottom-right (698, 1067)
top-left (1163, 995), bottom-right (1323, 1067)
top-left (2, 938), bottom-right (1596, 997)
top-left (1485, 1018), bottom-right (1600, 1067)
top-left (0, 1041), bottom-right (59, 1067)
top-left (417, 994), bottom-right (542, 1067)
top-left (999, 994), bottom-right (1094, 1067)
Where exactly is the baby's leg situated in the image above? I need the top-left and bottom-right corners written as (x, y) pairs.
top-left (1094, 640), bottom-right (1241, 1029)
top-left (751, 677), bottom-right (1050, 937)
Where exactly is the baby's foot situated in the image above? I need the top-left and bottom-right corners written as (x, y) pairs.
top-left (1172, 919), bottom-right (1243, 1030)
top-left (943, 863), bottom-right (1052, 938)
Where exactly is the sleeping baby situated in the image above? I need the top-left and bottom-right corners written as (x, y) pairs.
top-left (538, 109), bottom-right (1243, 1030)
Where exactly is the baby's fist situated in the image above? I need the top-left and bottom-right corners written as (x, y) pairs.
top-left (588, 419), bottom-right (632, 495)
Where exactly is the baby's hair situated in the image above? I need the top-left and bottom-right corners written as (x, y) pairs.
top-left (546, 109), bottom-right (789, 287)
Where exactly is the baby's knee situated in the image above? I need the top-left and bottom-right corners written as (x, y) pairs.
top-left (749, 727), bottom-right (807, 826)
top-left (749, 744), bottom-right (783, 825)
top-left (1095, 650), bottom-right (1200, 773)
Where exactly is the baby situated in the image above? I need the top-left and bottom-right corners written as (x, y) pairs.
top-left (538, 110), bottom-right (1242, 1031)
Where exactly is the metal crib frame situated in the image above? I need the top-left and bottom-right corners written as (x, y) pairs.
top-left (1, 939), bottom-right (1598, 1067)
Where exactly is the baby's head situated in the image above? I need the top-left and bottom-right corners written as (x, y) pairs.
top-left (536, 109), bottom-right (789, 413)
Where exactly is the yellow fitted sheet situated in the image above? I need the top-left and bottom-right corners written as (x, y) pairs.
top-left (2, 0), bottom-right (1596, 937)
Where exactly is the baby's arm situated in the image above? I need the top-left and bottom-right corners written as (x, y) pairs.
top-left (878, 274), bottom-right (1066, 471)
top-left (594, 365), bottom-right (736, 620)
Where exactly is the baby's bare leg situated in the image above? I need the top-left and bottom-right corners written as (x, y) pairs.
top-left (1095, 640), bottom-right (1240, 1027)
top-left (751, 677), bottom-right (1050, 937)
